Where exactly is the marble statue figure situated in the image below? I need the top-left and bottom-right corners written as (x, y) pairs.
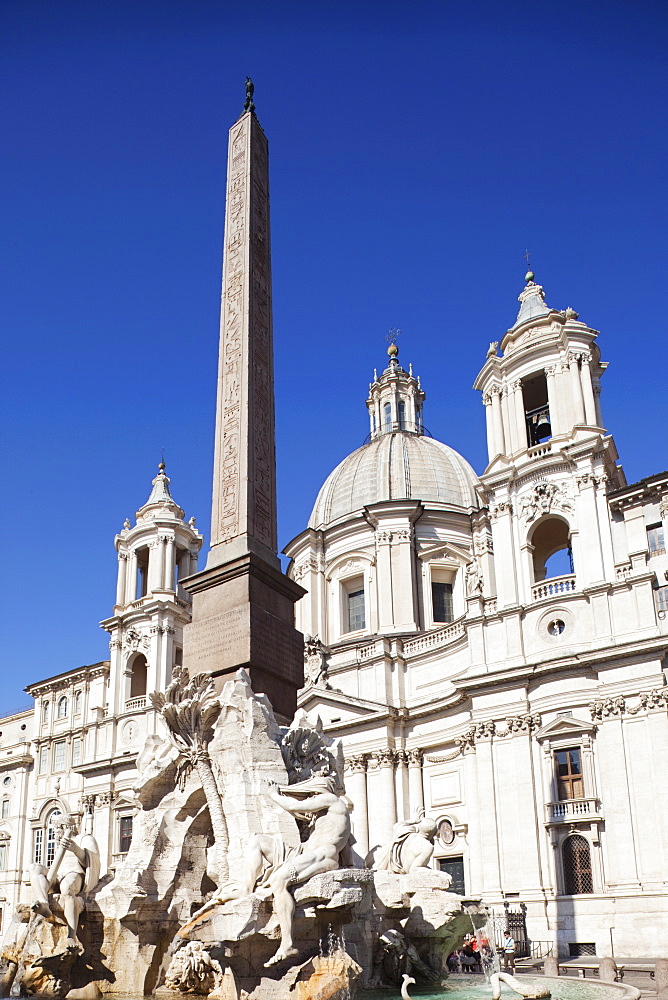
top-left (30, 813), bottom-right (100, 952)
top-left (373, 807), bottom-right (438, 874)
top-left (190, 774), bottom-right (352, 967)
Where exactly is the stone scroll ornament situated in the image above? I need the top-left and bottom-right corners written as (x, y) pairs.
top-left (150, 668), bottom-right (229, 880)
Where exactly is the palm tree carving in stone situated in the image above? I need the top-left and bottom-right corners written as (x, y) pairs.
top-left (150, 667), bottom-right (229, 880)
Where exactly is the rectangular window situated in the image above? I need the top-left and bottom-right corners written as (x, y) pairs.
top-left (0, 845), bottom-right (6, 872)
top-left (33, 828), bottom-right (43, 865)
top-left (119, 815), bottom-right (133, 854)
top-left (648, 524), bottom-right (666, 557)
top-left (72, 739), bottom-right (81, 767)
top-left (39, 746), bottom-right (48, 773)
top-left (53, 741), bottom-right (66, 772)
top-left (555, 747), bottom-right (584, 800)
top-left (347, 588), bottom-right (365, 632)
top-left (1, 800), bottom-right (9, 819)
top-left (656, 586), bottom-right (668, 613)
top-left (432, 581), bottom-right (454, 623)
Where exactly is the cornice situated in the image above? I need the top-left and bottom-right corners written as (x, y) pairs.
top-left (26, 663), bottom-right (109, 696)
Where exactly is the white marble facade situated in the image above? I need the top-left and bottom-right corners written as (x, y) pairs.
top-left (0, 465), bottom-right (201, 936)
top-left (1, 276), bottom-right (667, 961)
top-left (286, 275), bottom-right (668, 959)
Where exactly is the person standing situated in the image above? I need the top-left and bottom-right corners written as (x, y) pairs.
top-left (502, 930), bottom-right (516, 972)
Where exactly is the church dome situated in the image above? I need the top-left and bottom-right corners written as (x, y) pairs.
top-left (308, 431), bottom-right (480, 529)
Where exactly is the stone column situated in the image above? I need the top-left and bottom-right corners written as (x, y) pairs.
top-left (579, 354), bottom-right (598, 426)
top-left (501, 385), bottom-right (516, 454)
top-left (116, 553), bottom-right (127, 607)
top-left (148, 538), bottom-right (164, 593)
top-left (490, 502), bottom-right (518, 607)
top-left (484, 395), bottom-right (495, 461)
top-left (463, 746), bottom-right (483, 895)
top-left (490, 386), bottom-right (506, 456)
top-left (345, 755), bottom-right (369, 857)
top-left (593, 378), bottom-right (603, 428)
top-left (394, 749), bottom-right (409, 820)
top-left (512, 380), bottom-right (527, 450)
top-left (163, 537), bottom-right (175, 590)
top-left (367, 750), bottom-right (397, 848)
top-left (569, 353), bottom-right (586, 425)
top-left (126, 550), bottom-right (138, 602)
top-left (544, 365), bottom-right (559, 436)
top-left (407, 749), bottom-right (424, 812)
top-left (376, 531), bottom-right (394, 632)
top-left (575, 477), bottom-right (605, 583)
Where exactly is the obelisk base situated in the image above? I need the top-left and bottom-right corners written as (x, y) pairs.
top-left (180, 554), bottom-right (305, 721)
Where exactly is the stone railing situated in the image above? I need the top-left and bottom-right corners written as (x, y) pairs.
top-left (532, 574), bottom-right (576, 602)
top-left (357, 640), bottom-right (382, 661)
top-left (615, 563), bottom-right (632, 580)
top-left (125, 696), bottom-right (147, 711)
top-left (402, 619), bottom-right (466, 657)
top-left (545, 797), bottom-right (602, 824)
top-left (527, 442), bottom-right (552, 459)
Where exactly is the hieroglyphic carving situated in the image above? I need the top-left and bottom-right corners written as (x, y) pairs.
top-left (210, 111), bottom-right (277, 552)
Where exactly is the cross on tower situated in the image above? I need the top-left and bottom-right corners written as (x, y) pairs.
top-left (385, 327), bottom-right (402, 346)
top-left (523, 249), bottom-right (533, 267)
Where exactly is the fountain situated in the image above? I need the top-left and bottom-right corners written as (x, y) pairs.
top-left (0, 668), bottom-right (642, 1000)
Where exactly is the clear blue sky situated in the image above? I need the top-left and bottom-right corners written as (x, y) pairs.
top-left (2, 0), bottom-right (667, 714)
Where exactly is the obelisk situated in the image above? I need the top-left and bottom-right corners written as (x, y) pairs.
top-left (181, 82), bottom-right (305, 720)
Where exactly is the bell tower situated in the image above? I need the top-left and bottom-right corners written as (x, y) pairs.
top-left (101, 462), bottom-right (202, 715)
top-left (473, 271), bottom-right (625, 608)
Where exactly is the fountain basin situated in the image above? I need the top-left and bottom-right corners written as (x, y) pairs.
top-left (359, 974), bottom-right (640, 1000)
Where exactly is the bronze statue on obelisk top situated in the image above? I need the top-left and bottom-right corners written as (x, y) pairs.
top-left (181, 83), bottom-right (305, 720)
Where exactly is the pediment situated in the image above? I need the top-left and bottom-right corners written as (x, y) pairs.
top-left (534, 714), bottom-right (596, 743)
top-left (298, 685), bottom-right (388, 719)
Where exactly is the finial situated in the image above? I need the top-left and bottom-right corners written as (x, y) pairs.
top-left (244, 76), bottom-right (255, 114)
top-left (385, 327), bottom-right (401, 359)
top-left (522, 249), bottom-right (535, 285)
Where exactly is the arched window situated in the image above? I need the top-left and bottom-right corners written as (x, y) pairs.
top-left (562, 834), bottom-right (593, 895)
top-left (57, 696), bottom-right (68, 719)
top-left (531, 516), bottom-right (573, 582)
top-left (74, 691), bottom-right (82, 716)
top-left (129, 654), bottom-right (148, 699)
top-left (383, 402), bottom-right (392, 429)
top-left (41, 701), bottom-right (49, 725)
top-left (398, 400), bottom-right (406, 430)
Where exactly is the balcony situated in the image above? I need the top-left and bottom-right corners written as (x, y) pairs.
top-left (532, 574), bottom-right (576, 602)
top-left (124, 696), bottom-right (147, 711)
top-left (545, 797), bottom-right (602, 825)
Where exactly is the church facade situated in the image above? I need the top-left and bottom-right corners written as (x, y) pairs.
top-left (1, 110), bottom-right (667, 959)
top-left (285, 273), bottom-right (668, 958)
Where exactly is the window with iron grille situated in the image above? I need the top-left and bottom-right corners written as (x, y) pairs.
top-left (432, 581), bottom-right (454, 624)
top-left (554, 747), bottom-right (584, 800)
top-left (648, 524), bottom-right (666, 557)
top-left (562, 834), bottom-right (593, 894)
top-left (569, 942), bottom-right (596, 957)
top-left (656, 586), bottom-right (668, 613)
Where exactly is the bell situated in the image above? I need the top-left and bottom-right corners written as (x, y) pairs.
top-left (534, 417), bottom-right (551, 441)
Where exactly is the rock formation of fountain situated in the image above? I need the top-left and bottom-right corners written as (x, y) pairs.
top-left (0, 668), bottom-right (476, 999)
